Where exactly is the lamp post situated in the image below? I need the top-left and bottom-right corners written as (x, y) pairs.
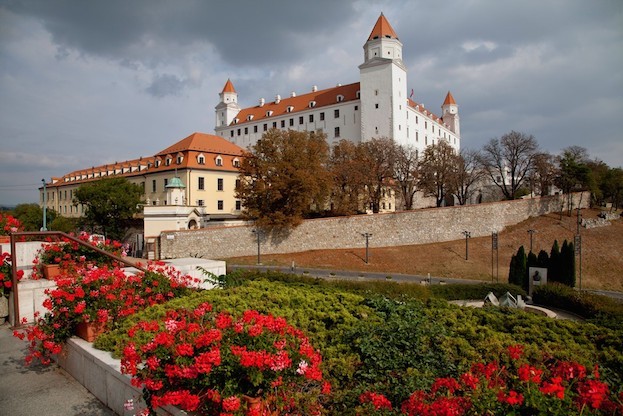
top-left (576, 207), bottom-right (582, 290)
top-left (252, 228), bottom-right (261, 265)
top-left (361, 232), bottom-right (372, 264)
top-left (527, 229), bottom-right (537, 253)
top-left (41, 179), bottom-right (47, 231)
top-left (462, 231), bottom-right (471, 260)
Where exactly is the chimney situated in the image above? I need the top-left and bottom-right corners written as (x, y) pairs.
top-left (337, 83), bottom-right (342, 87)
top-left (312, 85), bottom-right (318, 92)
top-left (290, 91), bottom-right (296, 97)
top-left (259, 98), bottom-right (265, 107)
top-left (275, 94), bottom-right (281, 104)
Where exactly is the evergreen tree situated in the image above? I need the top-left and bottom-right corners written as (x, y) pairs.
top-left (508, 246), bottom-right (527, 289)
top-left (560, 240), bottom-right (576, 287)
top-left (549, 240), bottom-right (561, 283)
top-left (537, 250), bottom-right (549, 268)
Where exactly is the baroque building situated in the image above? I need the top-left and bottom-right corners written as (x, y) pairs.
top-left (214, 14), bottom-right (460, 156)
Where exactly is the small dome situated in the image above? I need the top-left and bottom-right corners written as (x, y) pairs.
top-left (165, 177), bottom-right (186, 189)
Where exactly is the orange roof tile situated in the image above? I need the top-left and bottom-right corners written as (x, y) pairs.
top-left (368, 13), bottom-right (399, 41)
top-left (232, 83), bottom-right (360, 126)
top-left (443, 91), bottom-right (457, 105)
top-left (407, 99), bottom-right (442, 123)
top-left (221, 79), bottom-right (236, 93)
top-left (156, 132), bottom-right (243, 156)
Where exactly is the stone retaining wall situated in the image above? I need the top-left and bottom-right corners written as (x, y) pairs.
top-left (160, 193), bottom-right (588, 260)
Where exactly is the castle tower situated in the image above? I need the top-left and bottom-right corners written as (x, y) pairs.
top-left (359, 13), bottom-right (408, 144)
top-left (215, 79), bottom-right (240, 129)
top-left (441, 91), bottom-right (460, 137)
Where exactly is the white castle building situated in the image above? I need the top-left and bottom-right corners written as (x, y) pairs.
top-left (214, 13), bottom-right (460, 155)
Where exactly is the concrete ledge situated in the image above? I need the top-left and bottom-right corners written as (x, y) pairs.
top-left (9, 278), bottom-right (57, 326)
top-left (57, 337), bottom-right (187, 416)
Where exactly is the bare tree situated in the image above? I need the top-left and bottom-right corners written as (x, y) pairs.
top-left (450, 149), bottom-right (484, 205)
top-left (328, 140), bottom-right (366, 215)
top-left (418, 141), bottom-right (458, 207)
top-left (479, 131), bottom-right (538, 200)
top-left (531, 152), bottom-right (557, 196)
top-left (359, 137), bottom-right (396, 213)
top-left (393, 144), bottom-right (419, 210)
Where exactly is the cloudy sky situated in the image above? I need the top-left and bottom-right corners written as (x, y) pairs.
top-left (1, 0), bottom-right (621, 206)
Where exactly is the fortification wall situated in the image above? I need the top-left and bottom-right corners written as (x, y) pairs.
top-left (159, 193), bottom-right (588, 259)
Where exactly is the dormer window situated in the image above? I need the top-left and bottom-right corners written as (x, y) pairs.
top-left (309, 101), bottom-right (316, 108)
top-left (197, 154), bottom-right (205, 165)
top-left (286, 105), bottom-right (294, 112)
top-left (356, 90), bottom-right (361, 98)
top-left (165, 158), bottom-right (171, 166)
top-left (266, 110), bottom-right (273, 117)
top-left (247, 115), bottom-right (254, 121)
top-left (337, 95), bottom-right (344, 102)
top-left (233, 158), bottom-right (240, 168)
top-left (233, 118), bottom-right (239, 124)
top-left (155, 159), bottom-right (161, 168)
top-left (215, 156), bottom-right (223, 166)
top-left (176, 153), bottom-right (184, 164)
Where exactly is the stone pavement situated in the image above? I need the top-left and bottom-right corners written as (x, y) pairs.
top-left (0, 321), bottom-right (115, 416)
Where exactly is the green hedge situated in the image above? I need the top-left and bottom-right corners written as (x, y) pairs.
top-left (533, 283), bottom-right (623, 330)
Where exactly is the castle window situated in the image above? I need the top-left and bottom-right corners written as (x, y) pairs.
top-left (280, 120), bottom-right (285, 128)
top-left (198, 177), bottom-right (205, 190)
top-left (416, 116), bottom-right (419, 124)
top-left (272, 122), bottom-right (277, 128)
top-left (235, 200), bottom-right (241, 210)
top-left (244, 127), bottom-right (248, 134)
top-left (337, 94), bottom-right (344, 102)
top-left (230, 130), bottom-right (234, 137)
top-left (176, 153), bottom-right (183, 164)
top-left (233, 158), bottom-right (240, 168)
top-left (356, 90), bottom-right (360, 98)
top-left (375, 90), bottom-right (378, 96)
top-left (266, 110), bottom-right (273, 117)
top-left (263, 123), bottom-right (268, 131)
top-left (416, 132), bottom-right (419, 142)
top-left (309, 101), bottom-right (316, 108)
top-left (299, 116), bottom-right (304, 125)
top-left (286, 106), bottom-right (294, 112)
top-left (320, 112), bottom-right (325, 121)
top-left (334, 109), bottom-right (340, 118)
top-left (217, 178), bottom-right (223, 191)
top-left (289, 118), bottom-right (294, 126)
top-left (233, 118), bottom-right (239, 124)
top-left (254, 125), bottom-right (258, 133)
top-left (309, 114), bottom-right (314, 123)
top-left (165, 158), bottom-right (172, 166)
top-left (217, 200), bottom-right (224, 210)
top-left (355, 105), bottom-right (358, 111)
top-left (237, 128), bottom-right (241, 136)
top-left (247, 115), bottom-right (254, 121)
top-left (375, 103), bottom-right (379, 109)
top-left (335, 127), bottom-right (340, 137)
top-left (198, 200), bottom-right (205, 206)
top-left (215, 156), bottom-right (223, 166)
top-left (155, 159), bottom-right (161, 168)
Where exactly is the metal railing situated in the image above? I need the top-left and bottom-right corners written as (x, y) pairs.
top-left (8, 231), bottom-right (148, 328)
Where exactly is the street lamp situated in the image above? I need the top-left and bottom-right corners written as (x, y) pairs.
top-left (41, 178), bottom-right (48, 231)
top-left (462, 231), bottom-right (471, 260)
top-left (361, 232), bottom-right (372, 264)
top-left (252, 228), bottom-right (261, 265)
top-left (527, 229), bottom-right (537, 253)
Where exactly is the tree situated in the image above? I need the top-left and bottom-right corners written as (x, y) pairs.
top-left (358, 137), bottom-right (396, 213)
top-left (450, 149), bottom-right (483, 205)
top-left (479, 131), bottom-right (538, 200)
top-left (236, 129), bottom-right (331, 230)
top-left (600, 167), bottom-right (623, 211)
top-left (549, 240), bottom-right (561, 283)
top-left (418, 141), bottom-right (458, 207)
top-left (328, 140), bottom-right (366, 215)
top-left (12, 203), bottom-right (57, 231)
top-left (537, 250), bottom-right (549, 268)
top-left (508, 245), bottom-right (527, 289)
top-left (393, 144), bottom-right (419, 210)
top-left (555, 146), bottom-right (591, 214)
top-left (73, 177), bottom-right (143, 240)
top-left (531, 152), bottom-right (557, 197)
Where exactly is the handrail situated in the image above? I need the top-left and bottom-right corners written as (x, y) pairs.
top-left (8, 231), bottom-right (148, 328)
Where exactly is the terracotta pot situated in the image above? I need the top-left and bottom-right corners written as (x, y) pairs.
top-left (42, 264), bottom-right (61, 279)
top-left (75, 320), bottom-right (107, 342)
top-left (242, 395), bottom-right (277, 415)
top-left (0, 236), bottom-right (10, 244)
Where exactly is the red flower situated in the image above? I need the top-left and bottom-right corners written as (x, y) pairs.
top-left (221, 396), bottom-right (241, 411)
top-left (497, 390), bottom-right (524, 406)
top-left (518, 364), bottom-right (542, 383)
top-left (359, 391), bottom-right (393, 410)
top-left (577, 379), bottom-right (609, 409)
top-left (540, 376), bottom-right (565, 399)
top-left (507, 344), bottom-right (523, 360)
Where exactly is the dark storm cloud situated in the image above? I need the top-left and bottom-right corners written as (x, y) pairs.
top-left (146, 73), bottom-right (189, 97)
top-left (4, 0), bottom-right (355, 67)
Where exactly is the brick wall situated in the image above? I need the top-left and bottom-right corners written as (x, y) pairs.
top-left (160, 193), bottom-right (588, 259)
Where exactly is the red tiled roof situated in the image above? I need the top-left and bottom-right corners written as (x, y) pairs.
top-left (231, 83), bottom-right (360, 126)
top-left (443, 91), bottom-right (457, 105)
top-left (156, 132), bottom-right (243, 156)
top-left (221, 79), bottom-right (236, 93)
top-left (368, 13), bottom-right (399, 41)
top-left (407, 99), bottom-right (442, 123)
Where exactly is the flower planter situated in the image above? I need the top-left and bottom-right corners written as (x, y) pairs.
top-left (0, 236), bottom-right (10, 244)
top-left (75, 320), bottom-right (107, 342)
top-left (43, 264), bottom-right (62, 279)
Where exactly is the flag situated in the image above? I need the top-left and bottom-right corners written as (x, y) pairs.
top-left (410, 88), bottom-right (414, 98)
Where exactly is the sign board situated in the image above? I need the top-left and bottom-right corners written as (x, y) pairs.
top-left (528, 267), bottom-right (548, 297)
top-left (492, 232), bottom-right (498, 250)
top-left (574, 234), bottom-right (581, 254)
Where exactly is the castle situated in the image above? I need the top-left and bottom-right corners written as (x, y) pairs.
top-left (214, 13), bottom-right (460, 156)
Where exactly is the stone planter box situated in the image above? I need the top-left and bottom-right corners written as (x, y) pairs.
top-left (57, 337), bottom-right (187, 416)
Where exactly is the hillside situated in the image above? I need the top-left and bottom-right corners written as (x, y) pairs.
top-left (228, 209), bottom-right (623, 292)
